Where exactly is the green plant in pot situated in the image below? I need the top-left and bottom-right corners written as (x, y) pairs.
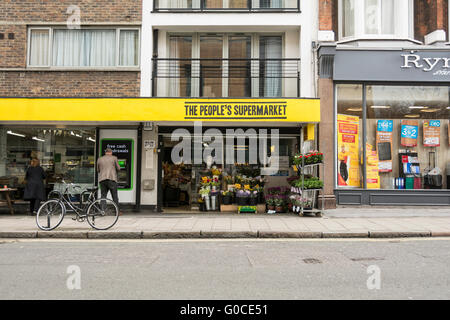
top-left (274, 195), bottom-right (285, 213)
top-left (221, 190), bottom-right (233, 205)
top-left (265, 195), bottom-right (275, 211)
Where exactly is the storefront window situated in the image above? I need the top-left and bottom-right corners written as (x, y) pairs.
top-left (336, 84), bottom-right (363, 188)
top-left (161, 130), bottom-right (299, 210)
top-left (0, 128), bottom-right (96, 200)
top-left (366, 85), bottom-right (450, 190)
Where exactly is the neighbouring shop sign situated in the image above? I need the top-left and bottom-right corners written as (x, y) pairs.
top-left (0, 98), bottom-right (320, 123)
top-left (334, 50), bottom-right (450, 82)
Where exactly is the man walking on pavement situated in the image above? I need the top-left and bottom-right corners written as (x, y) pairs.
top-left (97, 148), bottom-right (122, 215)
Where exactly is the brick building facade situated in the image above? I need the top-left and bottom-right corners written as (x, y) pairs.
top-left (0, 0), bottom-right (141, 97)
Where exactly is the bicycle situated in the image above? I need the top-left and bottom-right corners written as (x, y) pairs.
top-left (36, 181), bottom-right (119, 231)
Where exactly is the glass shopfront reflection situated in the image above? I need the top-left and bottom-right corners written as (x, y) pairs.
top-left (0, 128), bottom-right (96, 200)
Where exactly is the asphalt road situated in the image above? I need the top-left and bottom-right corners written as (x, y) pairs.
top-left (0, 238), bottom-right (449, 300)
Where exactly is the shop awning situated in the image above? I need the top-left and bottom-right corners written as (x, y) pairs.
top-left (0, 98), bottom-right (320, 123)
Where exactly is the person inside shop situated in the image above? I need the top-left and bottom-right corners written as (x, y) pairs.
top-left (338, 145), bottom-right (349, 185)
top-left (97, 148), bottom-right (122, 215)
top-left (23, 158), bottom-right (46, 215)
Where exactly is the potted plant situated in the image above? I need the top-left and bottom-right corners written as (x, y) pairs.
top-left (236, 189), bottom-right (250, 206)
top-left (221, 190), bottom-right (232, 205)
top-left (199, 185), bottom-right (211, 211)
top-left (265, 194), bottom-right (275, 211)
top-left (274, 195), bottom-right (285, 213)
top-left (211, 176), bottom-right (221, 193)
top-left (249, 190), bottom-right (258, 206)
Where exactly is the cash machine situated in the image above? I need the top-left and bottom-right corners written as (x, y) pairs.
top-left (100, 139), bottom-right (133, 190)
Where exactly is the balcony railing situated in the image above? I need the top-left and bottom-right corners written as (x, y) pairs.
top-left (152, 58), bottom-right (300, 98)
top-left (153, 0), bottom-right (300, 12)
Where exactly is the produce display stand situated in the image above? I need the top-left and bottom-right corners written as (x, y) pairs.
top-left (295, 160), bottom-right (325, 218)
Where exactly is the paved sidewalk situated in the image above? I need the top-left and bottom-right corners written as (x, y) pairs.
top-left (1, 207), bottom-right (450, 239)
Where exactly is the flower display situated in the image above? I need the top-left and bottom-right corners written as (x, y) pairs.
top-left (293, 151), bottom-right (324, 166)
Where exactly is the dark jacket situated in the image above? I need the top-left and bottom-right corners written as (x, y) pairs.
top-left (23, 166), bottom-right (46, 201)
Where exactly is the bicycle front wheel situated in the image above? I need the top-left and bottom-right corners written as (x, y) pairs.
top-left (86, 198), bottom-right (119, 230)
top-left (36, 199), bottom-right (65, 231)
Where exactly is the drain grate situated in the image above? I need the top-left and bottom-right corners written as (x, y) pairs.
top-left (303, 258), bottom-right (322, 264)
top-left (351, 257), bottom-right (384, 262)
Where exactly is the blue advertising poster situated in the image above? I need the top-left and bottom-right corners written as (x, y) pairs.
top-left (401, 125), bottom-right (418, 139)
top-left (377, 120), bottom-right (393, 132)
top-left (401, 120), bottom-right (419, 147)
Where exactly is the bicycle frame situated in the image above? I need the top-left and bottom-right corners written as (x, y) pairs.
top-left (49, 183), bottom-right (98, 219)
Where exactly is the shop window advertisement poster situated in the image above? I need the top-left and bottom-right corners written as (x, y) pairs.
top-left (376, 120), bottom-right (393, 172)
top-left (366, 143), bottom-right (380, 189)
top-left (337, 114), bottom-right (360, 188)
top-left (423, 120), bottom-right (441, 147)
top-left (400, 120), bottom-right (419, 147)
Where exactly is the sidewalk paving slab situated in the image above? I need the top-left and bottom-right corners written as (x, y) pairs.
top-left (1, 210), bottom-right (450, 239)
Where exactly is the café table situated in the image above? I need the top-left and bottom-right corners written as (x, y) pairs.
top-left (0, 188), bottom-right (18, 215)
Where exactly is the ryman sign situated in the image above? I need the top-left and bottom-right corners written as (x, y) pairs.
top-left (334, 50), bottom-right (450, 82)
top-left (401, 54), bottom-right (450, 75)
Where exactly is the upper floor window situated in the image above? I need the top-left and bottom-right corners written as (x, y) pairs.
top-left (28, 27), bottom-right (140, 68)
top-left (340, 0), bottom-right (412, 40)
top-left (153, 33), bottom-right (300, 98)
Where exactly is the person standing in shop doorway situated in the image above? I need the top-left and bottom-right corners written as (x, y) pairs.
top-left (24, 158), bottom-right (46, 215)
top-left (97, 148), bottom-right (122, 215)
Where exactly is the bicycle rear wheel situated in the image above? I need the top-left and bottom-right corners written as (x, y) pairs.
top-left (36, 199), bottom-right (65, 231)
top-left (86, 198), bottom-right (119, 230)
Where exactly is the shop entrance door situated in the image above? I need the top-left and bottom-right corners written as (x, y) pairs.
top-left (160, 134), bottom-right (194, 212)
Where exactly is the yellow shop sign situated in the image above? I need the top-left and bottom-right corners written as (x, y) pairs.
top-left (0, 98), bottom-right (320, 122)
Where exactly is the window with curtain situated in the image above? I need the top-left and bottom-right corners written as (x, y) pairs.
top-left (29, 28), bottom-right (139, 68)
top-left (52, 30), bottom-right (116, 67)
top-left (341, 0), bottom-right (397, 38)
top-left (169, 35), bottom-right (192, 97)
top-left (119, 30), bottom-right (139, 66)
top-left (342, 0), bottom-right (355, 38)
top-left (259, 36), bottom-right (282, 97)
top-left (200, 35), bottom-right (223, 98)
top-left (365, 0), bottom-right (394, 35)
top-left (29, 29), bottom-right (49, 66)
top-left (228, 36), bottom-right (251, 97)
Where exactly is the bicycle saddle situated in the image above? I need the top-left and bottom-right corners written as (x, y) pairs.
top-left (87, 187), bottom-right (99, 193)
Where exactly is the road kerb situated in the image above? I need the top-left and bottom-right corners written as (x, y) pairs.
top-left (87, 231), bottom-right (143, 239)
top-left (143, 231), bottom-right (202, 239)
top-left (257, 231), bottom-right (322, 238)
top-left (37, 231), bottom-right (88, 239)
top-left (322, 232), bottom-right (369, 238)
top-left (369, 231), bottom-right (431, 238)
top-left (431, 231), bottom-right (450, 237)
top-left (0, 231), bottom-right (37, 238)
top-left (200, 231), bottom-right (258, 238)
